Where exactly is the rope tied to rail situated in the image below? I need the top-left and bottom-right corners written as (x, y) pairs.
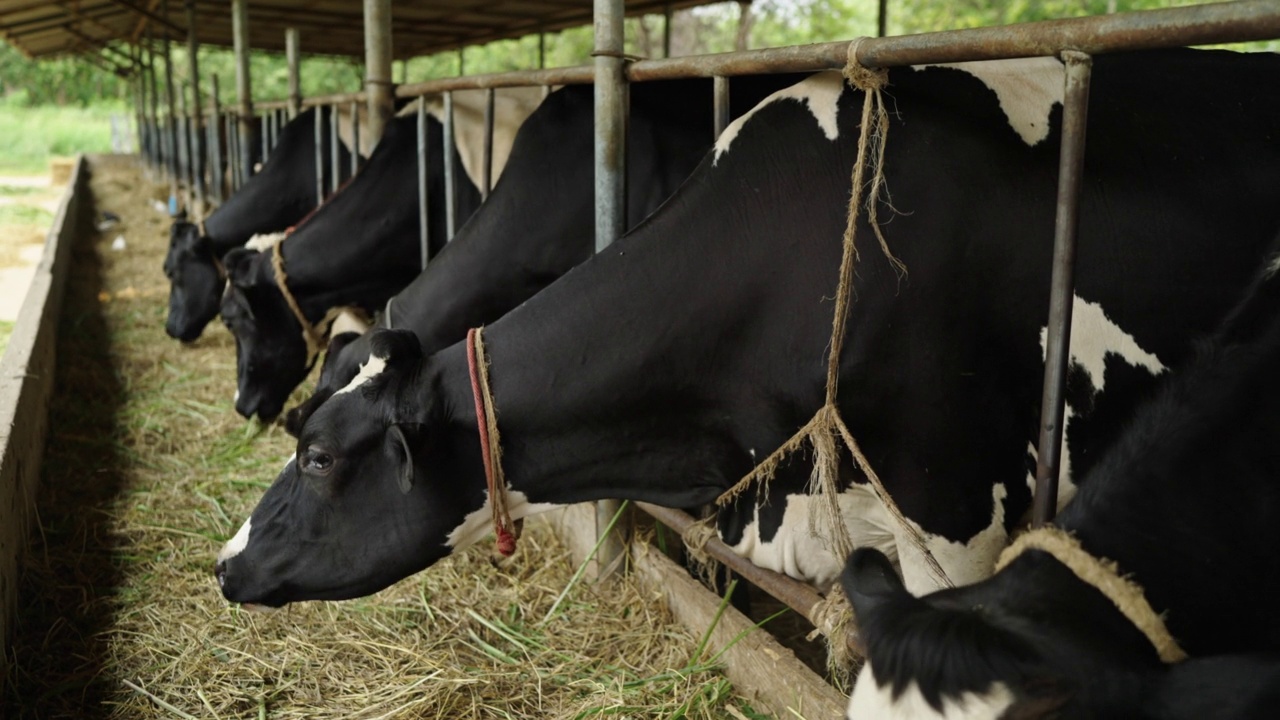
top-left (807, 583), bottom-right (858, 687)
top-left (996, 526), bottom-right (1187, 663)
top-left (467, 327), bottom-right (520, 557)
top-left (679, 516), bottom-right (723, 590)
top-left (716, 39), bottom-right (952, 594)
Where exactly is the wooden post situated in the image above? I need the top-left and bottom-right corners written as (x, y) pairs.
top-left (363, 0), bottom-right (394, 146)
top-left (186, 1), bottom-right (205, 208)
top-left (286, 28), bottom-right (302, 119)
top-left (232, 0), bottom-right (254, 186)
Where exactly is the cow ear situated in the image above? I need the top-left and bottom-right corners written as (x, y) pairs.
top-left (367, 329), bottom-right (423, 370)
top-left (386, 424), bottom-right (415, 494)
top-left (223, 248), bottom-right (261, 288)
top-left (843, 548), bottom-right (910, 619)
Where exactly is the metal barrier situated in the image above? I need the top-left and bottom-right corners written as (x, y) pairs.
top-left (135, 0), bottom-right (1280, 666)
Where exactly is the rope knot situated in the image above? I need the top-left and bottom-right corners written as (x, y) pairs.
top-left (843, 37), bottom-right (888, 92)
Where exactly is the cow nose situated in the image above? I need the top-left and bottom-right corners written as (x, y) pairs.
top-left (215, 558), bottom-right (227, 589)
top-left (234, 393), bottom-right (257, 420)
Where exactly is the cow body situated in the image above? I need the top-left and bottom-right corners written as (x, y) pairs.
top-left (164, 107), bottom-right (354, 341)
top-left (290, 76), bottom-right (810, 433)
top-left (217, 50), bottom-right (1280, 609)
top-left (221, 113), bottom-right (482, 422)
top-left (843, 229), bottom-right (1280, 719)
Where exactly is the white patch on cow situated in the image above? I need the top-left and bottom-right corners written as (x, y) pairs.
top-left (333, 354), bottom-right (388, 396)
top-left (329, 309), bottom-right (369, 336)
top-left (421, 87), bottom-right (544, 189)
top-left (234, 389), bottom-right (240, 404)
top-left (218, 517), bottom-right (253, 564)
top-left (919, 57), bottom-right (1064, 147)
top-left (1025, 294), bottom-right (1167, 512)
top-left (714, 72), bottom-right (843, 163)
top-left (847, 665), bottom-right (1015, 720)
top-left (245, 232), bottom-right (286, 252)
top-left (895, 484), bottom-right (1009, 596)
top-left (727, 484), bottom-right (899, 591)
top-left (445, 489), bottom-right (559, 550)
top-left (334, 104), bottom-right (375, 158)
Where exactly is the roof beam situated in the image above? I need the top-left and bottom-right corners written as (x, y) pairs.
top-left (105, 0), bottom-right (181, 35)
top-left (129, 0), bottom-right (162, 41)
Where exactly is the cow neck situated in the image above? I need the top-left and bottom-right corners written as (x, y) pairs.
top-left (995, 527), bottom-right (1186, 663)
top-left (204, 109), bottom-right (326, 252)
top-left (422, 140), bottom-right (858, 512)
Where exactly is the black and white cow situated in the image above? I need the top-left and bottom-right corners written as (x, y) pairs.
top-left (216, 49), bottom-right (1280, 609)
top-left (164, 107), bottom-right (356, 342)
top-left (285, 75), bottom-right (811, 436)
top-left (220, 112), bottom-right (482, 423)
top-left (841, 228), bottom-right (1280, 719)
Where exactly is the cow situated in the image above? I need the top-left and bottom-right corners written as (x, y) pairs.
top-left (164, 106), bottom-right (359, 342)
top-left (285, 75), bottom-right (811, 437)
top-left (220, 112), bottom-right (483, 423)
top-left (215, 49), bottom-right (1280, 610)
top-left (840, 228), bottom-right (1280, 719)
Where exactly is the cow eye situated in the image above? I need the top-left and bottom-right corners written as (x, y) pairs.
top-left (303, 447), bottom-right (334, 473)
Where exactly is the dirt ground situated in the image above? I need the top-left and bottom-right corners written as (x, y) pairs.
top-left (1, 158), bottom-right (791, 719)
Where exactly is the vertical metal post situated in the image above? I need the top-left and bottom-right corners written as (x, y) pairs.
top-left (1033, 51), bottom-right (1093, 528)
top-left (443, 91), bottom-right (457, 240)
top-left (538, 31), bottom-right (546, 68)
top-left (457, 48), bottom-right (465, 76)
top-left (227, 111), bottom-right (239, 192)
top-left (260, 114), bottom-right (270, 165)
top-left (877, 0), bottom-right (888, 38)
top-left (594, 0), bottom-right (628, 578)
top-left (351, 100), bottom-right (361, 174)
top-left (481, 88), bottom-right (495, 199)
top-left (186, 0), bottom-right (205, 208)
top-left (314, 104), bottom-right (324, 203)
top-left (232, 0), bottom-right (253, 186)
top-left (663, 4), bottom-right (673, 58)
top-left (210, 73), bottom-right (223, 204)
top-left (286, 28), bottom-right (302, 119)
top-left (416, 97), bottom-right (430, 271)
top-left (133, 54), bottom-right (146, 167)
top-left (136, 44), bottom-right (150, 171)
top-left (363, 0), bottom-right (394, 145)
top-left (147, 30), bottom-right (160, 174)
top-left (177, 83), bottom-right (190, 203)
top-left (329, 104), bottom-right (340, 193)
top-left (713, 76), bottom-right (730, 139)
top-left (161, 11), bottom-right (179, 199)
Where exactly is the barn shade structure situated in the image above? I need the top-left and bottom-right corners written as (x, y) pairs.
top-left (3, 0), bottom-right (1280, 712)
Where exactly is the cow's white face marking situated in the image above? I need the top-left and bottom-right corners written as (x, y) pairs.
top-left (1026, 294), bottom-right (1167, 509)
top-left (334, 104), bottom-right (375, 158)
top-left (333, 354), bottom-right (388, 396)
top-left (715, 72), bottom-right (843, 163)
top-left (245, 232), bottom-right (286, 253)
top-left (848, 665), bottom-right (1015, 720)
top-left (444, 489), bottom-right (558, 550)
top-left (218, 517), bottom-right (253, 564)
top-left (920, 57), bottom-right (1064, 147)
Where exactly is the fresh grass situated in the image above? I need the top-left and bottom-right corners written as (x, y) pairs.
top-left (0, 104), bottom-right (121, 174)
top-left (0, 204), bottom-right (54, 226)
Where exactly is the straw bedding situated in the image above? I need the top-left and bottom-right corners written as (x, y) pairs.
top-left (2, 157), bottom-right (774, 719)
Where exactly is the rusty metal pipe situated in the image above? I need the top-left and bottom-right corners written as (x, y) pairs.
top-left (1033, 51), bottom-right (1092, 527)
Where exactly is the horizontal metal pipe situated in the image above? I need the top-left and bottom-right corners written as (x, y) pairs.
top-left (634, 502), bottom-right (862, 655)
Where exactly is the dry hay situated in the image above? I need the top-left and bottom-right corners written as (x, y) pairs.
top-left (2, 158), bottom-right (775, 719)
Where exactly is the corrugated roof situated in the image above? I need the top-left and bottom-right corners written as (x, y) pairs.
top-left (0, 0), bottom-right (705, 65)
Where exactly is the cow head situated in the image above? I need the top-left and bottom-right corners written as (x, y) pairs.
top-left (841, 548), bottom-right (1171, 719)
top-left (220, 248), bottom-right (311, 422)
top-left (285, 330), bottom-right (371, 437)
top-left (164, 221), bottom-right (224, 342)
top-left (215, 329), bottom-right (486, 607)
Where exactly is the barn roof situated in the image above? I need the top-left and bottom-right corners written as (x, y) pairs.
top-left (0, 0), bottom-right (705, 64)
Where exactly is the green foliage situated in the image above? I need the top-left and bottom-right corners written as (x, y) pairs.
top-left (0, 41), bottom-right (129, 106)
top-left (0, 103), bottom-right (119, 173)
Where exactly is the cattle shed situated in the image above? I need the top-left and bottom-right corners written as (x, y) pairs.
top-left (3, 0), bottom-right (1280, 717)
